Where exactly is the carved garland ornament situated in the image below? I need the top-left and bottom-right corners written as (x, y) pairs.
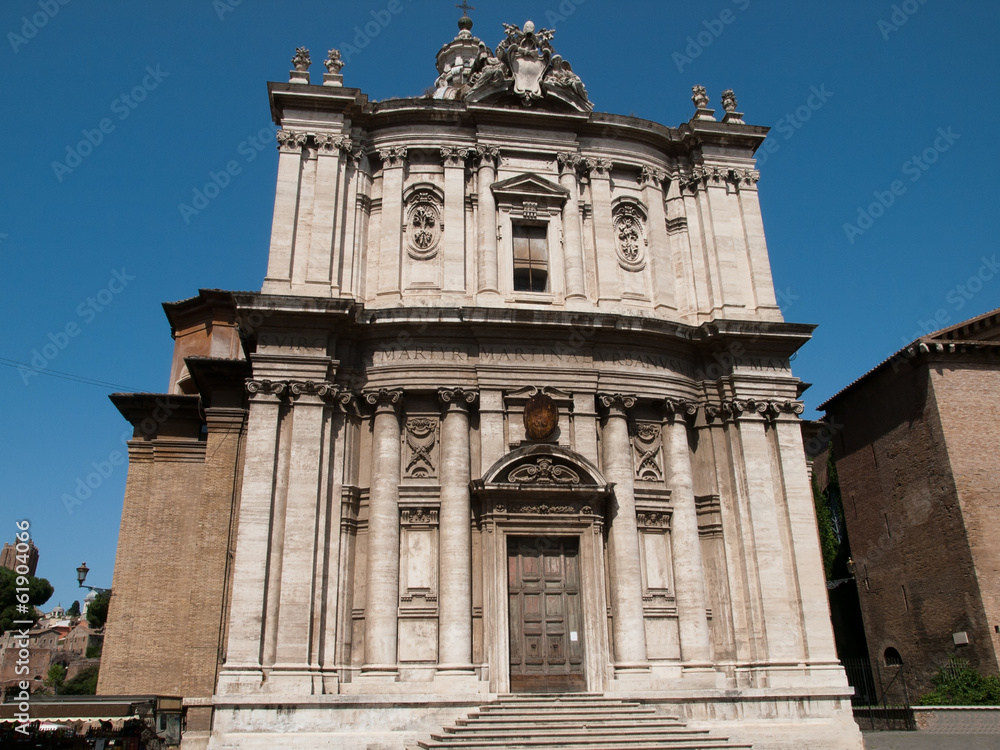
top-left (404, 189), bottom-right (443, 260)
top-left (507, 457), bottom-right (580, 484)
top-left (403, 418), bottom-right (438, 479)
top-left (632, 422), bottom-right (663, 481)
top-left (612, 202), bottom-right (647, 271)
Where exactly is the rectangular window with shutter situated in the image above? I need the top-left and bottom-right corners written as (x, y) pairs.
top-left (512, 224), bottom-right (548, 293)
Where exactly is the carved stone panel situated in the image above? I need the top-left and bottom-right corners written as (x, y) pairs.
top-left (403, 188), bottom-right (443, 260)
top-left (403, 417), bottom-right (439, 479)
top-left (612, 201), bottom-right (648, 271)
top-left (632, 422), bottom-right (663, 482)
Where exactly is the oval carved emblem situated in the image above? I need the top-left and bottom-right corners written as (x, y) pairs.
top-left (523, 392), bottom-right (558, 441)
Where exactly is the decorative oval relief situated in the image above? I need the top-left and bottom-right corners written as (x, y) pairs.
top-left (404, 189), bottom-right (442, 259)
top-left (613, 202), bottom-right (647, 271)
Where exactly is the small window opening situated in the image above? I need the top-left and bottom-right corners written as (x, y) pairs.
top-left (884, 647), bottom-right (903, 666)
top-left (512, 224), bottom-right (548, 292)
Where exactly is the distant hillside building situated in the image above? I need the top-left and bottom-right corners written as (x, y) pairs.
top-left (97, 13), bottom-right (861, 750)
top-left (820, 307), bottom-right (1000, 694)
top-left (0, 537), bottom-right (38, 577)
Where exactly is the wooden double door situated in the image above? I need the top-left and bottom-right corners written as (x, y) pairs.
top-left (507, 536), bottom-right (586, 692)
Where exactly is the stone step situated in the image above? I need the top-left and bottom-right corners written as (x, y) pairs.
top-left (410, 695), bottom-right (752, 750)
top-left (440, 726), bottom-right (711, 739)
top-left (474, 705), bottom-right (658, 716)
top-left (479, 701), bottom-right (648, 711)
top-left (417, 739), bottom-right (749, 749)
top-left (454, 718), bottom-right (689, 730)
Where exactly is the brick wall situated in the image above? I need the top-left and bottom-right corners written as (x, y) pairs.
top-left (828, 359), bottom-right (986, 695)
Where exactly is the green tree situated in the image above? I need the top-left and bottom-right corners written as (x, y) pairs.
top-left (0, 566), bottom-right (54, 632)
top-left (812, 452), bottom-right (842, 579)
top-left (60, 665), bottom-right (99, 695)
top-left (45, 663), bottom-right (66, 691)
top-left (919, 657), bottom-right (1000, 706)
top-left (67, 600), bottom-right (81, 618)
top-left (86, 591), bottom-right (111, 629)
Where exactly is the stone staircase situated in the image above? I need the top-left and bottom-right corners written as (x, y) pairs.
top-left (412, 694), bottom-right (752, 749)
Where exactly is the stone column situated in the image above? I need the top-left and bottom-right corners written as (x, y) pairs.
top-left (588, 159), bottom-right (620, 304)
top-left (663, 399), bottom-right (712, 668)
top-left (640, 166), bottom-right (676, 311)
top-left (441, 147), bottom-right (470, 294)
top-left (337, 145), bottom-right (363, 297)
top-left (362, 389), bottom-right (403, 674)
top-left (376, 147), bottom-right (407, 298)
top-left (475, 145), bottom-right (500, 295)
top-left (272, 383), bottom-right (340, 686)
top-left (437, 388), bottom-right (478, 673)
top-left (264, 131), bottom-right (306, 290)
top-left (304, 135), bottom-right (345, 290)
top-left (557, 153), bottom-right (586, 299)
top-left (599, 393), bottom-right (649, 669)
top-left (772, 404), bottom-right (839, 663)
top-left (730, 400), bottom-right (802, 663)
top-left (216, 381), bottom-right (285, 689)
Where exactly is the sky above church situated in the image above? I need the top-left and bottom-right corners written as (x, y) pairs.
top-left (1, 0), bottom-right (997, 607)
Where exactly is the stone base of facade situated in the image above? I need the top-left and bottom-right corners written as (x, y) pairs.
top-left (191, 687), bottom-right (864, 750)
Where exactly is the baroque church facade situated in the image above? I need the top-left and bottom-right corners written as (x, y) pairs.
top-left (98, 15), bottom-right (863, 750)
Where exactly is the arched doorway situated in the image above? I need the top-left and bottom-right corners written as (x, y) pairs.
top-left (472, 444), bottom-right (614, 693)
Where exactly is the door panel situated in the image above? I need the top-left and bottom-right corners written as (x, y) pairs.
top-left (508, 536), bottom-right (585, 692)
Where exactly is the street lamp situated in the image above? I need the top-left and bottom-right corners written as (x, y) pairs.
top-left (76, 562), bottom-right (111, 595)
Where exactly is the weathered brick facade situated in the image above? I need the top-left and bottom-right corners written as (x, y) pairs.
top-left (98, 293), bottom-right (248, 736)
top-left (822, 308), bottom-right (1000, 695)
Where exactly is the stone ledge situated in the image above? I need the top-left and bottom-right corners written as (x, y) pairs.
top-left (913, 706), bottom-right (1000, 733)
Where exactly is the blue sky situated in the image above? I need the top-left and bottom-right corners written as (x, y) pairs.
top-left (1, 1), bottom-right (997, 609)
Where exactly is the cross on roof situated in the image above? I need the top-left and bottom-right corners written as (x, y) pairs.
top-left (456, 1), bottom-right (475, 16)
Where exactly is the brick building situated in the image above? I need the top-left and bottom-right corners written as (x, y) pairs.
top-left (97, 13), bottom-right (861, 750)
top-left (820, 307), bottom-right (1000, 694)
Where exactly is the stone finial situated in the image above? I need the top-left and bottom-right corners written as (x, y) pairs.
top-left (323, 48), bottom-right (345, 87)
top-left (720, 88), bottom-right (745, 125)
top-left (324, 48), bottom-right (344, 74)
top-left (290, 46), bottom-right (311, 84)
top-left (721, 89), bottom-right (737, 112)
top-left (691, 84), bottom-right (716, 122)
top-left (292, 47), bottom-right (311, 71)
top-left (691, 85), bottom-right (709, 109)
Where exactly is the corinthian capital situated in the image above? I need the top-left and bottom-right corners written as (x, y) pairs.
top-left (640, 165), bottom-right (667, 187)
top-left (276, 130), bottom-right (308, 152)
top-left (589, 158), bottom-right (613, 177)
top-left (474, 144), bottom-right (500, 167)
top-left (377, 147), bottom-right (407, 168)
top-left (440, 146), bottom-right (471, 167)
top-left (556, 152), bottom-right (583, 173)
